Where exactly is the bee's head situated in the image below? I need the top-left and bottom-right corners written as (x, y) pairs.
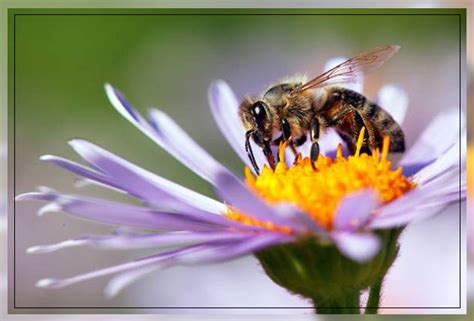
top-left (250, 100), bottom-right (274, 146)
top-left (239, 99), bottom-right (273, 146)
top-left (238, 98), bottom-right (276, 173)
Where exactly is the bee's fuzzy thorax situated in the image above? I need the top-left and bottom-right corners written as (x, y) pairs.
top-left (260, 74), bottom-right (308, 97)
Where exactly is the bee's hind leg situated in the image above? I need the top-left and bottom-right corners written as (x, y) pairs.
top-left (356, 112), bottom-right (377, 154)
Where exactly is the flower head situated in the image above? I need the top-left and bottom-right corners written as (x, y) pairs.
top-left (230, 134), bottom-right (415, 231)
top-left (17, 70), bottom-right (465, 305)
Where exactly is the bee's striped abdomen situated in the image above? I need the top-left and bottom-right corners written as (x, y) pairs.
top-left (359, 99), bottom-right (405, 153)
top-left (321, 87), bottom-right (405, 153)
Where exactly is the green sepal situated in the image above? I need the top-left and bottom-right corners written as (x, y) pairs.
top-left (255, 228), bottom-right (402, 314)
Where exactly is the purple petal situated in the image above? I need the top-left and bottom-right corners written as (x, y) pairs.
top-left (16, 192), bottom-right (231, 231)
top-left (40, 155), bottom-right (130, 194)
top-left (105, 265), bottom-right (157, 298)
top-left (37, 233), bottom-right (290, 294)
top-left (208, 80), bottom-right (269, 173)
top-left (376, 84), bottom-right (408, 125)
top-left (73, 177), bottom-right (128, 194)
top-left (276, 203), bottom-right (328, 237)
top-left (148, 108), bottom-right (235, 184)
top-left (27, 239), bottom-right (89, 254)
top-left (413, 130), bottom-right (466, 185)
top-left (175, 232), bottom-right (293, 264)
top-left (105, 84), bottom-right (233, 184)
top-left (369, 202), bottom-right (454, 229)
top-left (407, 172), bottom-right (464, 209)
top-left (377, 167), bottom-right (461, 217)
top-left (369, 168), bottom-right (465, 228)
top-left (333, 189), bottom-right (379, 231)
top-left (208, 80), bottom-right (267, 172)
top-left (41, 154), bottom-right (203, 213)
top-left (27, 230), bottom-right (253, 254)
top-left (401, 161), bottom-right (435, 177)
top-left (384, 191), bottom-right (466, 227)
top-left (214, 171), bottom-right (307, 232)
top-left (104, 84), bottom-right (151, 131)
top-left (67, 139), bottom-right (227, 215)
top-left (331, 231), bottom-right (381, 262)
top-left (105, 232), bottom-right (292, 297)
top-left (36, 244), bottom-right (209, 289)
top-left (400, 109), bottom-right (463, 170)
top-left (319, 129), bottom-right (346, 158)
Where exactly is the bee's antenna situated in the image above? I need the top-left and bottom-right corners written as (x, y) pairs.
top-left (245, 131), bottom-right (260, 175)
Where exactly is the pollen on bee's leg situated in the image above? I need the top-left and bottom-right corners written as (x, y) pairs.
top-left (354, 127), bottom-right (366, 157)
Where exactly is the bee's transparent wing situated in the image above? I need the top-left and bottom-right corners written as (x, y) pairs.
top-left (296, 45), bottom-right (400, 92)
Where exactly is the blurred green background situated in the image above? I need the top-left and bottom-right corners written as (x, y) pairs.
top-left (12, 9), bottom-right (464, 311)
top-left (14, 12), bottom-right (460, 186)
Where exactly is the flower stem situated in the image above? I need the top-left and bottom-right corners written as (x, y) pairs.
top-left (313, 290), bottom-right (361, 314)
top-left (365, 276), bottom-right (384, 314)
top-left (364, 228), bottom-right (402, 314)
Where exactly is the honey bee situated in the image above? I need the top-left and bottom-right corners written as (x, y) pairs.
top-left (239, 45), bottom-right (405, 174)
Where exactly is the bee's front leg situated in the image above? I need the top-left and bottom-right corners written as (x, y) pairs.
top-left (280, 118), bottom-right (299, 159)
top-left (263, 142), bottom-right (276, 170)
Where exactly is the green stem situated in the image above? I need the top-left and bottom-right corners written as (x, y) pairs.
top-left (313, 290), bottom-right (361, 314)
top-left (364, 228), bottom-right (401, 315)
top-left (365, 276), bottom-right (384, 314)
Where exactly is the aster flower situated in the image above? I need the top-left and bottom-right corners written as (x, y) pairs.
top-left (17, 69), bottom-right (465, 313)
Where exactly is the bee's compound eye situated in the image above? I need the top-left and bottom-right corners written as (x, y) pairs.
top-left (251, 101), bottom-right (268, 129)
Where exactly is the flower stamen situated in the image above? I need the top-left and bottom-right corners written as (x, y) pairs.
top-left (355, 127), bottom-right (366, 157)
top-left (226, 129), bottom-right (415, 231)
top-left (336, 143), bottom-right (343, 158)
top-left (381, 135), bottom-right (390, 161)
top-left (278, 139), bottom-right (287, 167)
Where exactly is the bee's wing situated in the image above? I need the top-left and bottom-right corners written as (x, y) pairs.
top-left (295, 45), bottom-right (400, 92)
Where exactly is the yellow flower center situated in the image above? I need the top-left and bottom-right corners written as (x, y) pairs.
top-left (226, 128), bottom-right (416, 232)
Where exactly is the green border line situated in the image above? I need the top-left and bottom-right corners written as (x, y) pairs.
top-left (7, 8), bottom-right (468, 15)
